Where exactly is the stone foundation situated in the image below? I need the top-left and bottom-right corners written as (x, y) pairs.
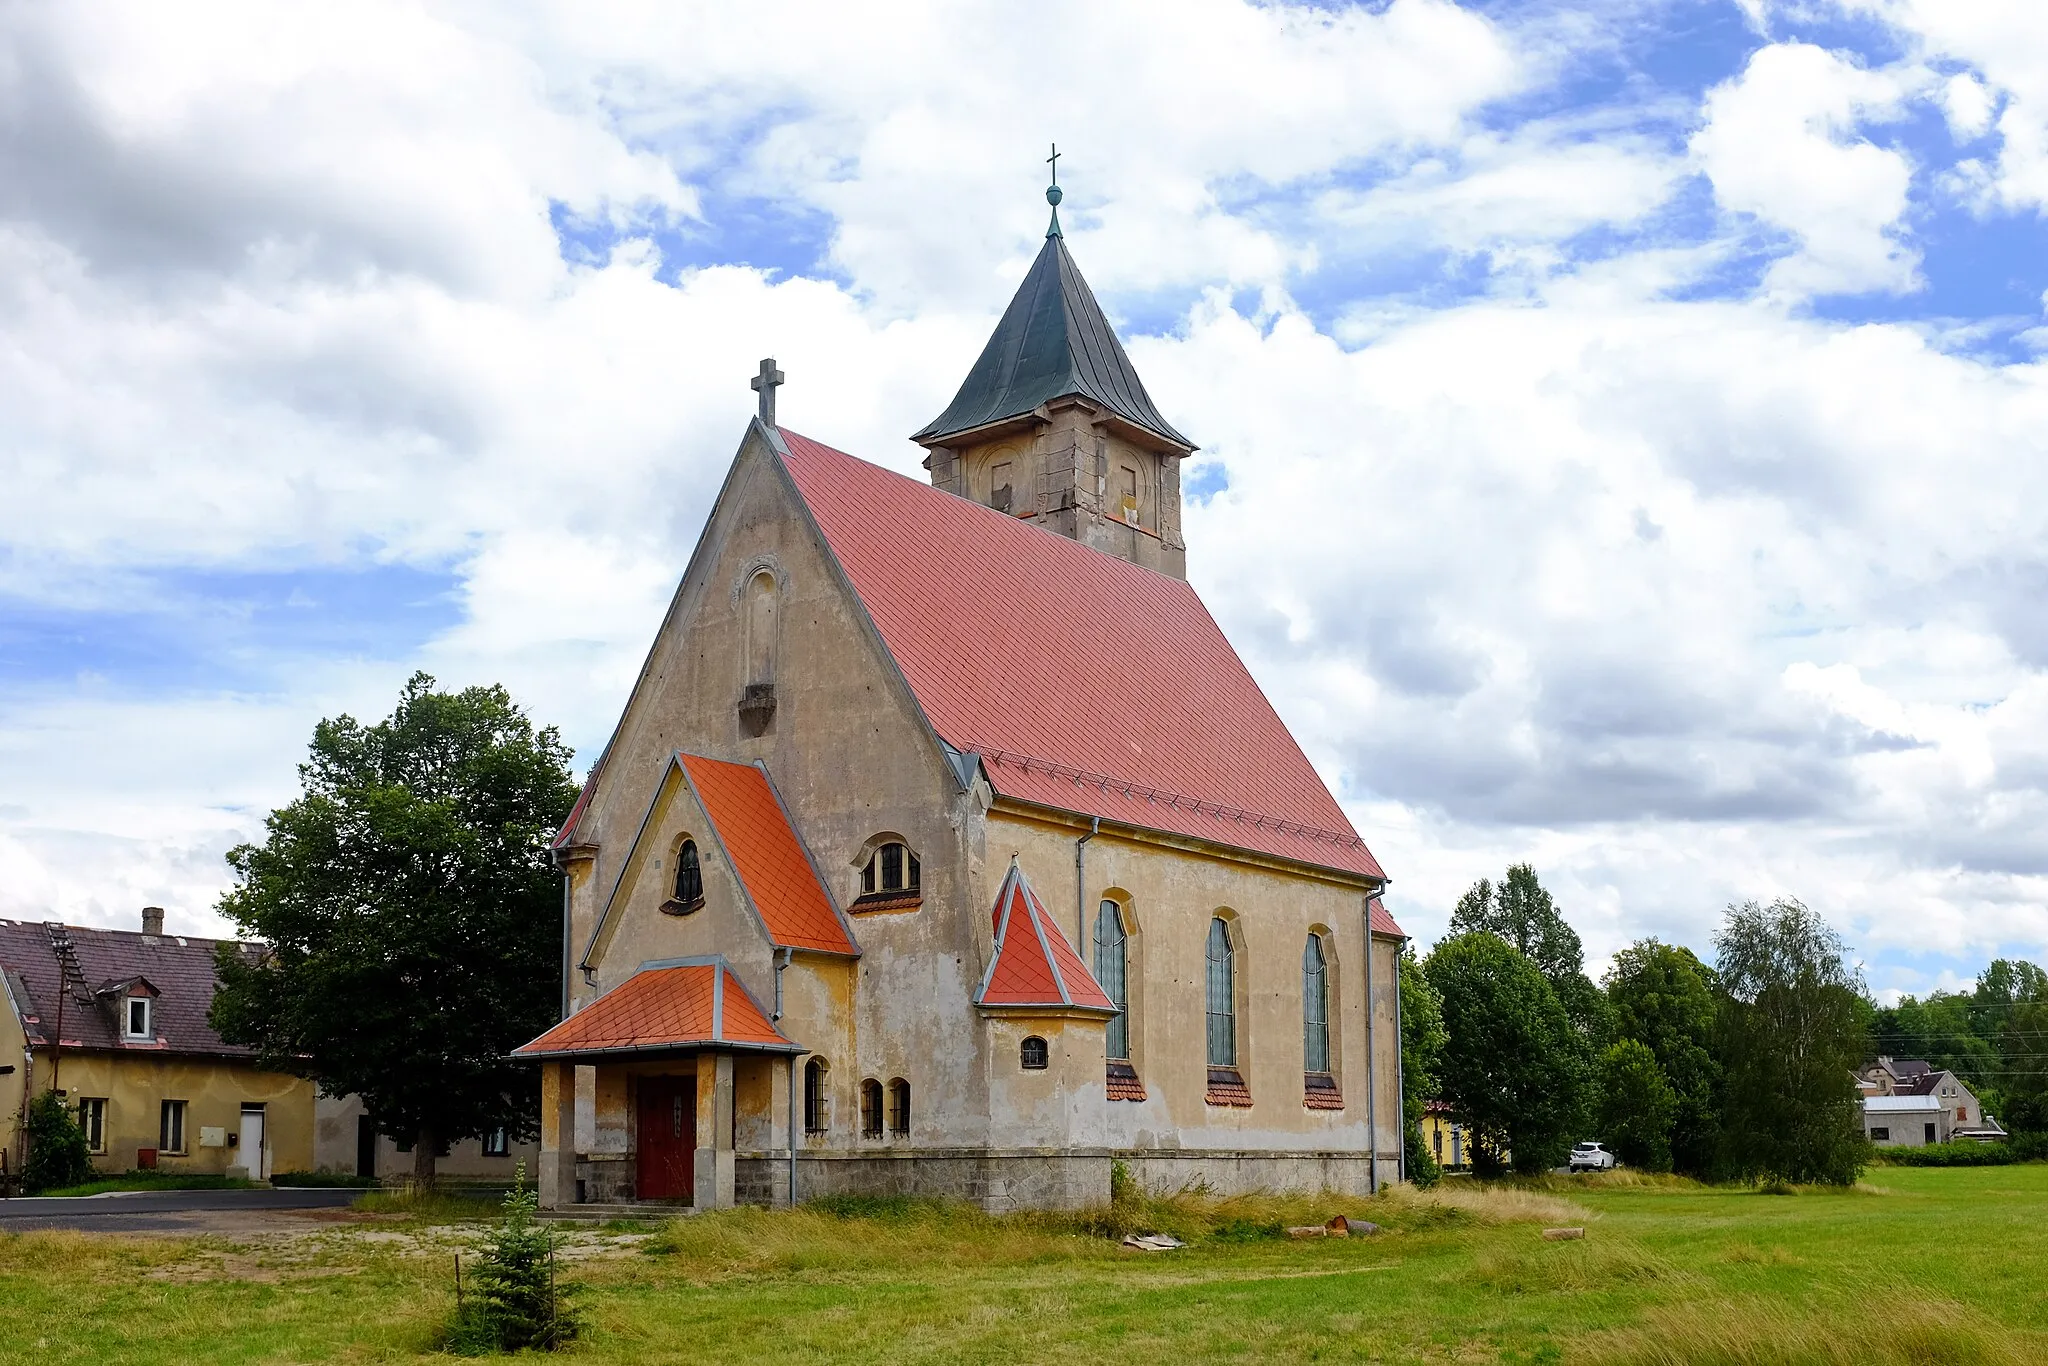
top-left (574, 1154), bottom-right (635, 1205)
top-left (1117, 1150), bottom-right (1387, 1198)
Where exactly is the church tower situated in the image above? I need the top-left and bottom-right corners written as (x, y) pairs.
top-left (914, 175), bottom-right (1195, 578)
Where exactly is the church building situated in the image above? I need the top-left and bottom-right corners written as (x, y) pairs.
top-left (517, 188), bottom-right (1408, 1211)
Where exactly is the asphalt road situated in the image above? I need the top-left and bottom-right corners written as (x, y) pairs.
top-left (0, 1186), bottom-right (360, 1233)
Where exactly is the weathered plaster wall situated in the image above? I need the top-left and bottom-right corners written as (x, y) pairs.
top-left (0, 973), bottom-right (26, 1175)
top-left (32, 1050), bottom-right (314, 1176)
top-left (311, 1092), bottom-right (538, 1182)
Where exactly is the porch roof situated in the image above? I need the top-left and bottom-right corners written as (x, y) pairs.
top-left (514, 957), bottom-right (801, 1060)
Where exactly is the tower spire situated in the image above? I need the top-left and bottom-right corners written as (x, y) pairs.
top-left (1045, 143), bottom-right (1063, 239)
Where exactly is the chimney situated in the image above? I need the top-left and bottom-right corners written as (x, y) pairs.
top-left (141, 906), bottom-right (165, 936)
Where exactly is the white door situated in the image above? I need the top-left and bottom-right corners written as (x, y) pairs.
top-left (239, 1107), bottom-right (267, 1178)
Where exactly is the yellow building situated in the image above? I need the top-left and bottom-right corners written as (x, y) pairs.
top-left (1, 910), bottom-right (314, 1181)
top-left (518, 198), bottom-right (1408, 1213)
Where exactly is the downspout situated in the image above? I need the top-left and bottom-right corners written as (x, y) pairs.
top-left (1075, 817), bottom-right (1101, 949)
top-left (773, 947), bottom-right (795, 1207)
top-left (560, 873), bottom-right (573, 1021)
top-left (1363, 899), bottom-right (1377, 1193)
top-left (1393, 931), bottom-right (1409, 1185)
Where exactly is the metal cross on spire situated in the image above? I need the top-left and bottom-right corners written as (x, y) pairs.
top-left (750, 356), bottom-right (785, 425)
top-left (1045, 142), bottom-right (1064, 239)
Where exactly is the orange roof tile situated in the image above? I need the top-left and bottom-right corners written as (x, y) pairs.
top-left (777, 430), bottom-right (1396, 922)
top-left (975, 863), bottom-right (1117, 1013)
top-left (515, 959), bottom-right (797, 1058)
top-left (680, 754), bottom-right (857, 956)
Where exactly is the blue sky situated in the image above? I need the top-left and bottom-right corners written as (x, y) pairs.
top-left (5, 0), bottom-right (2048, 1001)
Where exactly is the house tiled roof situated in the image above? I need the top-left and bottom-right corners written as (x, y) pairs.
top-left (0, 918), bottom-right (259, 1058)
top-left (680, 754), bottom-right (856, 956)
top-left (975, 863), bottom-right (1116, 1013)
top-left (912, 233), bottom-right (1193, 451)
top-left (514, 959), bottom-right (797, 1059)
top-left (779, 429), bottom-right (1395, 913)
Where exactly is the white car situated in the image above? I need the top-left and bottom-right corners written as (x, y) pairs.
top-left (1568, 1141), bottom-right (1617, 1172)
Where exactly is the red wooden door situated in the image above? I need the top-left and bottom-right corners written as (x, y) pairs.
top-left (636, 1077), bottom-right (696, 1201)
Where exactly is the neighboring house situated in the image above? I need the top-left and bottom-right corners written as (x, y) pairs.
top-left (1422, 1101), bottom-right (1472, 1172)
top-left (0, 909), bottom-right (314, 1179)
top-left (312, 1092), bottom-right (537, 1185)
top-left (517, 206), bottom-right (1406, 1213)
top-left (1858, 1056), bottom-right (2006, 1146)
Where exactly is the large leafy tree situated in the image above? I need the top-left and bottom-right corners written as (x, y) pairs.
top-left (1978, 960), bottom-right (2048, 1134)
top-left (1605, 939), bottom-right (1722, 1176)
top-left (1596, 1039), bottom-right (1678, 1172)
top-left (1399, 948), bottom-right (1447, 1186)
top-left (1714, 898), bottom-right (1868, 1187)
top-left (211, 673), bottom-right (578, 1187)
top-left (1450, 864), bottom-right (1609, 1045)
top-left (1426, 932), bottom-right (1588, 1175)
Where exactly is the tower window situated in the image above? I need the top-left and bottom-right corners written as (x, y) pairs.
top-left (1020, 1036), bottom-right (1049, 1070)
top-left (1118, 465), bottom-right (1139, 524)
top-left (857, 840), bottom-right (921, 905)
top-left (990, 462), bottom-right (1013, 514)
top-left (668, 839), bottom-right (704, 910)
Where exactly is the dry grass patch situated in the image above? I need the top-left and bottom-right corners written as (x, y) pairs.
top-left (1584, 1296), bottom-right (2038, 1365)
top-left (1469, 1236), bottom-right (1679, 1294)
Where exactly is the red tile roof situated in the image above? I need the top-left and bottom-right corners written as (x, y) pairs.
top-left (680, 754), bottom-right (856, 956)
top-left (777, 429), bottom-right (1391, 896)
top-left (514, 959), bottom-right (796, 1058)
top-left (0, 918), bottom-right (262, 1058)
top-left (975, 862), bottom-right (1116, 1013)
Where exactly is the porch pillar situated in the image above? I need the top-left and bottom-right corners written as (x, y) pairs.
top-left (538, 1060), bottom-right (578, 1209)
top-left (695, 1053), bottom-right (736, 1210)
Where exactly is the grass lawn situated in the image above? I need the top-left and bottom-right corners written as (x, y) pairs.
top-left (2, 1167), bottom-right (2044, 1363)
top-left (30, 1170), bottom-right (258, 1198)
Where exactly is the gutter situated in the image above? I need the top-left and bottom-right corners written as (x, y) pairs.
top-left (775, 948), bottom-right (797, 1209)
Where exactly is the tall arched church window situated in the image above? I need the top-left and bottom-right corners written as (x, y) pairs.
top-left (803, 1059), bottom-right (829, 1133)
top-left (1094, 900), bottom-right (1129, 1062)
top-left (888, 1078), bottom-right (910, 1136)
top-left (1205, 918), bottom-right (1236, 1068)
top-left (1302, 933), bottom-right (1330, 1074)
top-left (670, 839), bottom-right (703, 909)
top-left (860, 1079), bottom-right (883, 1138)
top-left (746, 570), bottom-right (778, 688)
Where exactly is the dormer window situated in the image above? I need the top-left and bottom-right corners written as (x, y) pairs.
top-left (125, 996), bottom-right (151, 1040)
top-left (853, 838), bottom-right (921, 911)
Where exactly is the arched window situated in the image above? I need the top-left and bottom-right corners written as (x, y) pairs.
top-left (1094, 900), bottom-right (1129, 1061)
top-left (1303, 933), bottom-right (1330, 1074)
top-left (860, 1079), bottom-right (884, 1138)
top-left (803, 1059), bottom-right (829, 1133)
top-left (672, 839), bottom-right (703, 907)
top-left (1020, 1036), bottom-right (1049, 1070)
top-left (1205, 918), bottom-right (1236, 1068)
top-left (888, 1078), bottom-right (910, 1136)
top-left (858, 840), bottom-right (920, 902)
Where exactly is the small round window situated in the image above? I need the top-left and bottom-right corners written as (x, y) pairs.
top-left (1020, 1036), bottom-right (1049, 1070)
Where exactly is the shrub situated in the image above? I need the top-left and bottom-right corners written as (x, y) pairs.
top-left (446, 1166), bottom-right (578, 1354)
top-left (23, 1092), bottom-right (91, 1193)
top-left (1874, 1136), bottom-right (2048, 1167)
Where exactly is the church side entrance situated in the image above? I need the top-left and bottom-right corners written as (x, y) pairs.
top-left (636, 1075), bottom-right (696, 1201)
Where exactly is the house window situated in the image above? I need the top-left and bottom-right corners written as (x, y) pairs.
top-left (1302, 933), bottom-right (1330, 1075)
top-left (1094, 900), bottom-right (1129, 1062)
top-left (126, 996), bottom-right (151, 1040)
top-left (160, 1099), bottom-right (188, 1154)
top-left (1956, 1106), bottom-right (1968, 1122)
top-left (1870, 1127), bottom-right (1890, 1141)
top-left (1432, 1126), bottom-right (1443, 1160)
top-left (860, 1079), bottom-right (884, 1138)
top-left (804, 1059), bottom-right (830, 1132)
top-left (1205, 918), bottom-right (1236, 1068)
top-left (672, 839), bottom-right (703, 907)
top-left (888, 1078), bottom-right (910, 1136)
top-left (1925, 1123), bottom-right (1937, 1144)
top-left (858, 841), bottom-right (920, 899)
top-left (78, 1098), bottom-right (107, 1154)
top-left (482, 1127), bottom-right (509, 1157)
top-left (1020, 1036), bottom-right (1049, 1070)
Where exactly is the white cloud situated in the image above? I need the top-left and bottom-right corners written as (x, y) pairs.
top-left (1691, 42), bottom-right (1926, 297)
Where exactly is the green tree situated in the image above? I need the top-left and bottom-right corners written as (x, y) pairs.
top-left (1597, 1038), bottom-right (1678, 1171)
top-left (211, 673), bottom-right (579, 1188)
top-left (1977, 960), bottom-right (2048, 1134)
top-left (1426, 932), bottom-right (1587, 1175)
top-left (1714, 898), bottom-right (1869, 1187)
top-left (1450, 864), bottom-right (1609, 1045)
top-left (23, 1091), bottom-right (92, 1192)
top-left (1605, 939), bottom-right (1721, 1176)
top-left (1399, 948), bottom-right (1447, 1187)
top-left (449, 1165), bottom-right (579, 1352)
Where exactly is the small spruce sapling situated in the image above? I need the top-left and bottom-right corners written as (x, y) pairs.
top-left (449, 1163), bottom-right (578, 1353)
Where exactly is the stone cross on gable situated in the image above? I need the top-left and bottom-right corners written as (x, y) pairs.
top-left (751, 357), bottom-right (785, 425)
